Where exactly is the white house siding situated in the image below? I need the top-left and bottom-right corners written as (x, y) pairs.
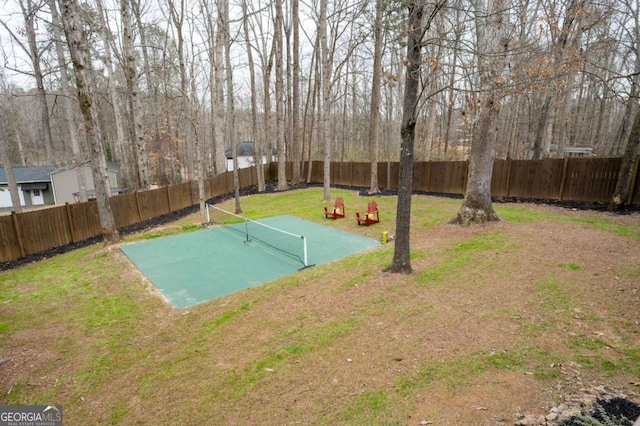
top-left (0, 186), bottom-right (26, 208)
top-left (226, 155), bottom-right (275, 172)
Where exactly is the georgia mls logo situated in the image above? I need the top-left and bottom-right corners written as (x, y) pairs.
top-left (0, 405), bottom-right (63, 426)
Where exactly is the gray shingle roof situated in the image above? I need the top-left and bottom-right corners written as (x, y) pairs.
top-left (0, 166), bottom-right (55, 184)
top-left (225, 141), bottom-right (277, 158)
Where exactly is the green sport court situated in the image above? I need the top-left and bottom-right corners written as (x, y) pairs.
top-left (121, 215), bottom-right (381, 309)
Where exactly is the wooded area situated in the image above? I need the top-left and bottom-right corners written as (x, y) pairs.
top-left (1, 0), bottom-right (639, 185)
top-left (1, 157), bottom-right (638, 265)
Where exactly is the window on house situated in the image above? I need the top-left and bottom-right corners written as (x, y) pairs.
top-left (33, 189), bottom-right (41, 197)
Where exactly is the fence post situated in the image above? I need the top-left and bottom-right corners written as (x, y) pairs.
top-left (10, 211), bottom-right (26, 258)
top-left (558, 157), bottom-right (570, 201)
top-left (626, 154), bottom-right (640, 205)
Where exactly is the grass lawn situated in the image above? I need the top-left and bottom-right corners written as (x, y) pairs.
top-left (1, 187), bottom-right (639, 425)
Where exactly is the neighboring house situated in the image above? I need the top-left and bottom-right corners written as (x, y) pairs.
top-left (50, 161), bottom-right (121, 204)
top-left (0, 166), bottom-right (56, 209)
top-left (225, 141), bottom-right (277, 171)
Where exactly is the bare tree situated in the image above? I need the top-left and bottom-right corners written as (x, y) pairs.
top-left (201, 0), bottom-right (226, 176)
top-left (241, 0), bottom-right (265, 192)
top-left (95, 0), bottom-right (130, 192)
top-left (290, 0), bottom-right (302, 184)
top-left (213, 0), bottom-right (227, 176)
top-left (368, 0), bottom-right (384, 194)
top-left (47, 0), bottom-right (87, 201)
top-left (122, 0), bottom-right (150, 190)
top-left (275, 0), bottom-right (288, 191)
top-left (609, 102), bottom-right (640, 211)
top-left (450, 0), bottom-right (510, 225)
top-left (386, 0), bottom-right (446, 274)
top-left (530, 0), bottom-right (592, 159)
top-left (58, 0), bottom-right (119, 243)
top-left (318, 0), bottom-right (331, 202)
top-left (13, 0), bottom-right (55, 164)
top-left (0, 75), bottom-right (22, 212)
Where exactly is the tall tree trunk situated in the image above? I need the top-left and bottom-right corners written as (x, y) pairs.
top-left (242, 0), bottom-right (265, 192)
top-left (443, 7), bottom-right (461, 157)
top-left (189, 67), bottom-right (206, 224)
top-left (319, 0), bottom-right (331, 202)
top-left (168, 0), bottom-right (190, 180)
top-left (95, 0), bottom-right (130, 191)
top-left (122, 0), bottom-right (150, 190)
top-left (609, 104), bottom-right (640, 211)
top-left (450, 0), bottom-right (508, 225)
top-left (368, 0), bottom-right (384, 194)
top-left (131, 0), bottom-right (161, 169)
top-left (291, 0), bottom-right (302, 184)
top-left (262, 38), bottom-right (275, 174)
top-left (19, 0), bottom-right (54, 165)
top-left (305, 35), bottom-right (320, 183)
top-left (202, 0), bottom-right (225, 176)
top-left (59, 0), bottom-right (119, 243)
top-left (385, 0), bottom-right (427, 275)
top-left (213, 0), bottom-right (227, 175)
top-left (0, 96), bottom-right (22, 212)
top-left (48, 0), bottom-right (88, 201)
top-left (275, 0), bottom-right (288, 191)
top-left (219, 0), bottom-right (241, 213)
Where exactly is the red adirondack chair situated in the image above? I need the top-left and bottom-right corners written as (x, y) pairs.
top-left (356, 200), bottom-right (380, 226)
top-left (324, 197), bottom-right (345, 219)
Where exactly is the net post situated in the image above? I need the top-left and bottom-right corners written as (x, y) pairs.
top-left (302, 236), bottom-right (308, 266)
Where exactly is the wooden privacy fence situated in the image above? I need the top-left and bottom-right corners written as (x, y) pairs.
top-left (1, 157), bottom-right (639, 264)
top-left (0, 167), bottom-right (262, 264)
top-left (306, 156), bottom-right (639, 204)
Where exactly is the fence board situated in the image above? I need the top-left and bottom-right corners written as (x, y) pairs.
top-left (428, 161), bottom-right (467, 194)
top-left (381, 161), bottom-right (399, 189)
top-left (169, 183), bottom-right (193, 210)
top-left (506, 159), bottom-right (563, 199)
top-left (137, 188), bottom-right (171, 221)
top-left (351, 163), bottom-right (369, 188)
top-left (238, 167), bottom-right (254, 189)
top-left (412, 162), bottom-right (429, 192)
top-left (332, 162), bottom-right (352, 186)
top-left (491, 159), bottom-right (510, 198)
top-left (67, 201), bottom-right (101, 241)
top-left (209, 175), bottom-right (228, 199)
top-left (0, 215), bottom-right (21, 261)
top-left (562, 158), bottom-right (621, 203)
top-left (16, 206), bottom-right (72, 256)
top-left (110, 193), bottom-right (140, 228)
top-left (310, 161), bottom-right (324, 183)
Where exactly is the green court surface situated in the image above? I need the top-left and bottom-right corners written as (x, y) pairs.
top-left (121, 215), bottom-right (381, 309)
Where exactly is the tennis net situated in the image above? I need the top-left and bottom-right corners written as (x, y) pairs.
top-left (205, 204), bottom-right (312, 269)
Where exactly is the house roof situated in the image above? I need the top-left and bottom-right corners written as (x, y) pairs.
top-left (0, 166), bottom-right (55, 184)
top-left (225, 141), bottom-right (277, 158)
